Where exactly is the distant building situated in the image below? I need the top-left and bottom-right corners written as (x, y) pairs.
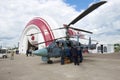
top-left (89, 44), bottom-right (114, 54)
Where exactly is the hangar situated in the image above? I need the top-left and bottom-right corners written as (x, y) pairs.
top-left (19, 16), bottom-right (66, 54)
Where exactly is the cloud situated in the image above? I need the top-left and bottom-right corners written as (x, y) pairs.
top-left (73, 0), bottom-right (120, 44)
top-left (0, 0), bottom-right (120, 47)
top-left (0, 0), bottom-right (77, 47)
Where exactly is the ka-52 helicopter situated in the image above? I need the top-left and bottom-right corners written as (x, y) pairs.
top-left (32, 1), bottom-right (106, 64)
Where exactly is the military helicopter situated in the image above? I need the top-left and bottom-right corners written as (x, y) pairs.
top-left (32, 1), bottom-right (107, 64)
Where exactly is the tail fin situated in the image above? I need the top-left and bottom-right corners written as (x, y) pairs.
top-left (88, 37), bottom-right (98, 49)
top-left (88, 37), bottom-right (91, 49)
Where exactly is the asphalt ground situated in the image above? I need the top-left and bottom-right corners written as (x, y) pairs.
top-left (0, 53), bottom-right (120, 80)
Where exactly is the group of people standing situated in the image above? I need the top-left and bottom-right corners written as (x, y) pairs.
top-left (60, 43), bottom-right (83, 66)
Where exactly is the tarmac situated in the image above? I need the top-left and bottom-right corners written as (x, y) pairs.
top-left (0, 53), bottom-right (120, 80)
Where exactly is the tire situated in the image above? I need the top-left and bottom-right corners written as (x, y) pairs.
top-left (47, 60), bottom-right (53, 64)
top-left (5, 55), bottom-right (7, 58)
top-left (2, 55), bottom-right (7, 58)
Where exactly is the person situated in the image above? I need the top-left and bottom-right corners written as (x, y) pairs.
top-left (11, 50), bottom-right (14, 60)
top-left (29, 47), bottom-right (32, 56)
top-left (60, 43), bottom-right (66, 65)
top-left (77, 47), bottom-right (83, 63)
top-left (16, 49), bottom-right (19, 54)
top-left (71, 45), bottom-right (79, 65)
top-left (26, 49), bottom-right (29, 57)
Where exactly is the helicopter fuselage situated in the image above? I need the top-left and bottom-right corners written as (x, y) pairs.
top-left (33, 40), bottom-right (80, 63)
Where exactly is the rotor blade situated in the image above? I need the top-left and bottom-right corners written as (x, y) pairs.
top-left (34, 36), bottom-right (66, 45)
top-left (26, 27), bottom-right (65, 36)
top-left (69, 27), bottom-right (93, 34)
top-left (80, 38), bottom-right (98, 42)
top-left (50, 27), bottom-right (65, 31)
top-left (34, 40), bottom-right (54, 45)
top-left (68, 1), bottom-right (107, 26)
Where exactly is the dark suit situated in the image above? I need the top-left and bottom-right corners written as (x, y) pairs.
top-left (71, 47), bottom-right (79, 65)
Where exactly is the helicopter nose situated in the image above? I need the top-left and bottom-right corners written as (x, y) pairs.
top-left (33, 48), bottom-right (48, 56)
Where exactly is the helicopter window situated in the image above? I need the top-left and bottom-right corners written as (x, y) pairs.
top-left (56, 41), bottom-right (59, 47)
top-left (66, 40), bottom-right (73, 47)
top-left (48, 42), bottom-right (56, 48)
top-left (56, 40), bottom-right (66, 47)
top-left (66, 41), bottom-right (71, 47)
top-left (62, 42), bottom-right (67, 47)
top-left (70, 40), bottom-right (80, 47)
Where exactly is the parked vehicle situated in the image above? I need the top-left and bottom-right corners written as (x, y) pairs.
top-left (0, 48), bottom-right (8, 58)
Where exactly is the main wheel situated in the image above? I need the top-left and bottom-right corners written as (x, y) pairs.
top-left (3, 55), bottom-right (7, 58)
top-left (47, 60), bottom-right (53, 64)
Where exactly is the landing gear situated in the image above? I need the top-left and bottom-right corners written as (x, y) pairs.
top-left (47, 60), bottom-right (53, 64)
top-left (2, 55), bottom-right (7, 58)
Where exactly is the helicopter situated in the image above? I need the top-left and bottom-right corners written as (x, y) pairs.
top-left (31, 1), bottom-right (107, 64)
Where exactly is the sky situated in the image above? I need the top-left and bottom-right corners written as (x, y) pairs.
top-left (64, 0), bottom-right (100, 11)
top-left (0, 0), bottom-right (120, 48)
